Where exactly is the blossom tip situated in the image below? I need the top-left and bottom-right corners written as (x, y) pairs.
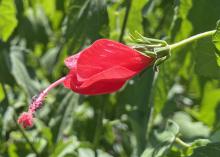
top-left (17, 112), bottom-right (34, 128)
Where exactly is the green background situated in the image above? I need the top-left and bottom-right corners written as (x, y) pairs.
top-left (0, 0), bottom-right (220, 156)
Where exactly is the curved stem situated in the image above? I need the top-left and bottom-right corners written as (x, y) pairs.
top-left (29, 77), bottom-right (66, 113)
top-left (170, 30), bottom-right (216, 50)
top-left (42, 77), bottom-right (66, 95)
top-left (175, 137), bottom-right (191, 148)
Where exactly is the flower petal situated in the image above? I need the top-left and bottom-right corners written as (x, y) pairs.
top-left (80, 66), bottom-right (136, 88)
top-left (63, 68), bottom-right (82, 89)
top-left (76, 39), bottom-right (153, 81)
top-left (64, 52), bottom-right (81, 69)
top-left (63, 66), bottom-right (134, 95)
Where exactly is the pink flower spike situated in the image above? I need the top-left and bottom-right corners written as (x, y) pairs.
top-left (17, 77), bottom-right (66, 128)
top-left (17, 112), bottom-right (33, 128)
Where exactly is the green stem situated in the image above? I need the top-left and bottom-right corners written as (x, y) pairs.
top-left (170, 30), bottom-right (216, 50)
top-left (119, 0), bottom-right (132, 42)
top-left (175, 137), bottom-right (191, 148)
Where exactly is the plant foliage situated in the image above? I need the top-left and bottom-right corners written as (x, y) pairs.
top-left (0, 0), bottom-right (220, 157)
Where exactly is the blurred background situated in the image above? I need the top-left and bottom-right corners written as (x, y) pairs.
top-left (0, 0), bottom-right (220, 156)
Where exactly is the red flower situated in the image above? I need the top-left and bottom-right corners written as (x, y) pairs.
top-left (17, 39), bottom-right (154, 128)
top-left (63, 39), bottom-right (153, 95)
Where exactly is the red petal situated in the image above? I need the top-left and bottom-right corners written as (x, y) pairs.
top-left (76, 39), bottom-right (153, 81)
top-left (63, 66), bottom-right (131, 95)
top-left (63, 68), bottom-right (81, 89)
top-left (74, 80), bottom-right (125, 95)
top-left (80, 66), bottom-right (136, 88)
top-left (64, 52), bottom-right (81, 69)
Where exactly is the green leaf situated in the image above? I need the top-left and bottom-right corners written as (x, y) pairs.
top-left (78, 148), bottom-right (113, 157)
top-left (153, 0), bottom-right (193, 115)
top-left (40, 46), bottom-right (61, 75)
top-left (141, 120), bottom-right (179, 157)
top-left (188, 0), bottom-right (220, 78)
top-left (213, 20), bottom-right (220, 51)
top-left (0, 0), bottom-right (18, 41)
top-left (107, 0), bottom-right (124, 40)
top-left (197, 81), bottom-right (220, 126)
top-left (193, 38), bottom-right (220, 79)
top-left (65, 0), bottom-right (109, 52)
top-left (116, 68), bottom-right (155, 156)
top-left (0, 47), bottom-right (15, 85)
top-left (170, 0), bottom-right (193, 41)
top-left (0, 84), bottom-right (5, 102)
top-left (210, 130), bottom-right (220, 143)
top-left (10, 50), bottom-right (39, 96)
top-left (55, 92), bottom-right (78, 141)
top-left (49, 136), bottom-right (79, 157)
top-left (189, 142), bottom-right (220, 157)
top-left (127, 0), bottom-right (146, 33)
top-left (213, 20), bottom-right (220, 66)
top-left (172, 112), bottom-right (210, 139)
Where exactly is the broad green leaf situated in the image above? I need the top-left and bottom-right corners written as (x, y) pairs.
top-left (78, 148), bottom-right (94, 157)
top-left (193, 38), bottom-right (220, 79)
top-left (189, 0), bottom-right (220, 78)
top-left (40, 46), bottom-right (61, 75)
top-left (141, 120), bottom-right (179, 157)
top-left (189, 142), bottom-right (220, 157)
top-left (197, 81), bottom-right (220, 126)
top-left (0, 0), bottom-right (18, 41)
top-left (2, 107), bottom-right (15, 135)
top-left (172, 112), bottom-right (210, 139)
top-left (48, 91), bottom-right (78, 142)
top-left (65, 0), bottom-right (109, 52)
top-left (10, 50), bottom-right (39, 96)
top-left (55, 92), bottom-right (78, 141)
top-left (116, 68), bottom-right (155, 156)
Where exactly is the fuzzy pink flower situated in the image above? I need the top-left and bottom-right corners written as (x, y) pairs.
top-left (17, 112), bottom-right (33, 128)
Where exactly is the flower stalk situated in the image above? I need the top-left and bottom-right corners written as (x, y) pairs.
top-left (169, 30), bottom-right (216, 50)
top-left (17, 77), bottom-right (66, 128)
